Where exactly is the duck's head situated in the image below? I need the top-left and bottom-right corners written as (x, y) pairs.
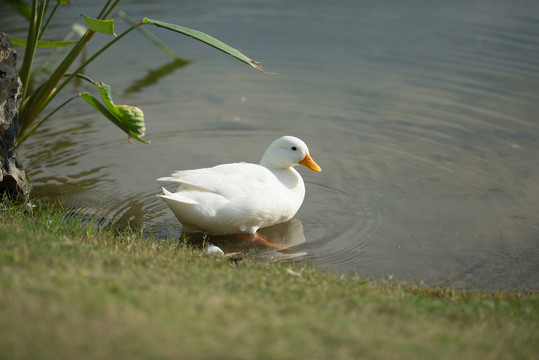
top-left (260, 136), bottom-right (322, 172)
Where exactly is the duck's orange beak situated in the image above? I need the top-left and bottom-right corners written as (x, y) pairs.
top-left (299, 153), bottom-right (322, 172)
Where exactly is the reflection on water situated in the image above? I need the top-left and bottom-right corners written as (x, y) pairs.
top-left (180, 217), bottom-right (307, 261)
top-left (125, 59), bottom-right (190, 93)
top-left (3, 0), bottom-right (539, 290)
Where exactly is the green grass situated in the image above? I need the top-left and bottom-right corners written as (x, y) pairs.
top-left (0, 201), bottom-right (538, 360)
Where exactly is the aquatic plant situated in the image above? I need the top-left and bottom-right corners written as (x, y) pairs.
top-left (13, 0), bottom-right (263, 144)
top-left (1, 0), bottom-right (263, 196)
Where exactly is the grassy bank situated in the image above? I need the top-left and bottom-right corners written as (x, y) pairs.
top-left (0, 202), bottom-right (537, 360)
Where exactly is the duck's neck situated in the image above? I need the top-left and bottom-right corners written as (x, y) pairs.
top-left (267, 166), bottom-right (304, 191)
top-left (263, 165), bottom-right (306, 209)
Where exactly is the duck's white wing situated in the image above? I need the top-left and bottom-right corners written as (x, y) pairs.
top-left (157, 163), bottom-right (277, 201)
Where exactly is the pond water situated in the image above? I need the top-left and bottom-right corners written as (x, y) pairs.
top-left (3, 0), bottom-right (539, 290)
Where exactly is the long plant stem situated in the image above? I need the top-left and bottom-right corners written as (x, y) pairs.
top-left (98, 0), bottom-right (114, 19)
top-left (18, 23), bottom-right (142, 141)
top-left (19, 0), bottom-right (48, 100)
top-left (18, 0), bottom-right (123, 135)
top-left (99, 0), bottom-right (121, 20)
top-left (18, 29), bottom-right (96, 134)
top-left (54, 23), bottom-right (142, 103)
top-left (39, 0), bottom-right (61, 40)
top-left (18, 0), bottom-right (37, 95)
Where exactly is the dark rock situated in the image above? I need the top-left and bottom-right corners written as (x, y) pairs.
top-left (0, 32), bottom-right (27, 199)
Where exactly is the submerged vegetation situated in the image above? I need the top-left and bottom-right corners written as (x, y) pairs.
top-left (0, 201), bottom-right (537, 359)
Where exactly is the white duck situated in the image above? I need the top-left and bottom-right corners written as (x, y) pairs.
top-left (157, 136), bottom-right (321, 237)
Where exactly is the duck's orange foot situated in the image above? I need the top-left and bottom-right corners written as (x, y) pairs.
top-left (234, 233), bottom-right (287, 249)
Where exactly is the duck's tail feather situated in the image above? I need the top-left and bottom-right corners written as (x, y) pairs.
top-left (156, 176), bottom-right (178, 182)
top-left (157, 187), bottom-right (198, 205)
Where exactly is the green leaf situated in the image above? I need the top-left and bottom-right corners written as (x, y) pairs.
top-left (96, 82), bottom-right (146, 137)
top-left (81, 13), bottom-right (116, 36)
top-left (79, 85), bottom-right (147, 144)
top-left (142, 17), bottom-right (265, 72)
top-left (12, 39), bottom-right (77, 47)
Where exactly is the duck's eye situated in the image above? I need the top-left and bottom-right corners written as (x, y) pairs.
top-left (291, 146), bottom-right (297, 151)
